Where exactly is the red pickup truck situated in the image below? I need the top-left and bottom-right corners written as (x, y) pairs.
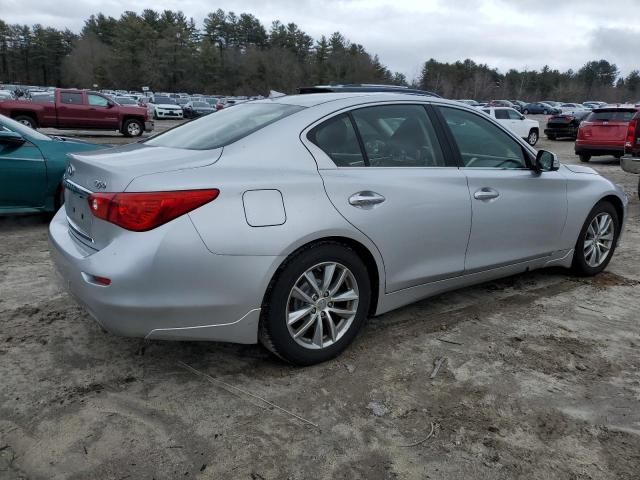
top-left (0, 89), bottom-right (153, 137)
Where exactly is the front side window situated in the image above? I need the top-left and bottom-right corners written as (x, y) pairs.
top-left (88, 94), bottom-right (109, 107)
top-left (439, 107), bottom-right (527, 169)
top-left (60, 92), bottom-right (83, 105)
top-left (494, 109), bottom-right (509, 120)
top-left (146, 102), bottom-right (304, 150)
top-left (309, 114), bottom-right (365, 167)
top-left (506, 109), bottom-right (522, 120)
top-left (351, 105), bottom-right (445, 167)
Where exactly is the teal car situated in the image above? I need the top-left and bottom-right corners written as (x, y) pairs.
top-left (0, 114), bottom-right (105, 214)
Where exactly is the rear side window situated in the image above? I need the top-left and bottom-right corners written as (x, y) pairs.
top-left (60, 92), bottom-right (83, 105)
top-left (587, 110), bottom-right (636, 122)
top-left (351, 105), bottom-right (445, 167)
top-left (146, 103), bottom-right (304, 150)
top-left (439, 106), bottom-right (527, 169)
top-left (309, 114), bottom-right (365, 167)
top-left (494, 109), bottom-right (509, 120)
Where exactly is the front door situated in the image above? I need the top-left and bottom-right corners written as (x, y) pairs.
top-left (86, 93), bottom-right (119, 128)
top-left (437, 106), bottom-right (568, 272)
top-left (0, 131), bottom-right (46, 209)
top-left (308, 104), bottom-right (472, 292)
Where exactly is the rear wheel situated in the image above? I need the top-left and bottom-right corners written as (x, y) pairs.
top-left (614, 154), bottom-right (622, 160)
top-left (571, 201), bottom-right (619, 276)
top-left (259, 242), bottom-right (371, 365)
top-left (14, 115), bottom-right (37, 129)
top-left (543, 109), bottom-right (548, 115)
top-left (527, 129), bottom-right (539, 146)
top-left (122, 119), bottom-right (143, 137)
top-left (523, 109), bottom-right (529, 115)
top-left (579, 154), bottom-right (591, 163)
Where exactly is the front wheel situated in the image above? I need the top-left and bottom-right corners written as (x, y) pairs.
top-left (122, 119), bottom-right (143, 137)
top-left (571, 201), bottom-right (619, 276)
top-left (579, 154), bottom-right (591, 163)
top-left (259, 242), bottom-right (371, 365)
top-left (14, 115), bottom-right (37, 129)
top-left (527, 129), bottom-right (539, 146)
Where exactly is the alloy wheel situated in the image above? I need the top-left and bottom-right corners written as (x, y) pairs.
top-left (127, 122), bottom-right (141, 136)
top-left (584, 212), bottom-right (614, 267)
top-left (528, 130), bottom-right (538, 145)
top-left (286, 262), bottom-right (359, 350)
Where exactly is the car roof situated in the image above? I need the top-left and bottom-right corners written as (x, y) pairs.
top-left (256, 92), bottom-right (459, 108)
top-left (299, 84), bottom-right (440, 97)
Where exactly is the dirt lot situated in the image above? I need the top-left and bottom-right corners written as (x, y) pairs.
top-left (1, 116), bottom-right (639, 479)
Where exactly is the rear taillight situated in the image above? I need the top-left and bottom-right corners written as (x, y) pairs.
top-left (88, 189), bottom-right (219, 232)
top-left (626, 119), bottom-right (638, 152)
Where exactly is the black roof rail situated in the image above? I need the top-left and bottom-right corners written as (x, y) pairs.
top-left (298, 84), bottom-right (441, 98)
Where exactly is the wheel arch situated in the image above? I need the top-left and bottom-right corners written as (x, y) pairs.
top-left (599, 194), bottom-right (625, 227)
top-left (11, 111), bottom-right (39, 127)
top-left (262, 235), bottom-right (383, 318)
top-left (121, 115), bottom-right (146, 130)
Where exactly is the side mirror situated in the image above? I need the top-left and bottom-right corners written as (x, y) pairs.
top-left (107, 101), bottom-right (115, 108)
top-left (535, 150), bottom-right (559, 172)
top-left (0, 130), bottom-right (26, 147)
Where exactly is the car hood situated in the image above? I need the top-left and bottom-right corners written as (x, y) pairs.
top-left (118, 105), bottom-right (148, 115)
top-left (154, 103), bottom-right (182, 108)
top-left (563, 164), bottom-right (599, 175)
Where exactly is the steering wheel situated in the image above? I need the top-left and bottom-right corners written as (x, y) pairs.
top-left (494, 158), bottom-right (523, 169)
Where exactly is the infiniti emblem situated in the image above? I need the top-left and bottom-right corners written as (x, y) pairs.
top-left (94, 180), bottom-right (107, 190)
top-left (66, 164), bottom-right (75, 177)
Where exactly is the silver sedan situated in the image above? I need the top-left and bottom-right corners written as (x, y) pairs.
top-left (49, 93), bottom-right (627, 365)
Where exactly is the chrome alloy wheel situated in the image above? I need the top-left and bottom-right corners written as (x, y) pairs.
top-left (584, 212), bottom-right (614, 267)
top-left (286, 262), bottom-right (359, 349)
top-left (127, 122), bottom-right (141, 136)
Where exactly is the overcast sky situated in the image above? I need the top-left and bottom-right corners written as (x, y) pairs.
top-left (3, 0), bottom-right (639, 80)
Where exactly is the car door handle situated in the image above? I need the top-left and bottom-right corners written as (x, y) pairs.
top-left (473, 188), bottom-right (500, 200)
top-left (349, 191), bottom-right (386, 208)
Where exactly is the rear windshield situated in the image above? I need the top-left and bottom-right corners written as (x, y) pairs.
top-left (587, 110), bottom-right (636, 122)
top-left (145, 102), bottom-right (305, 150)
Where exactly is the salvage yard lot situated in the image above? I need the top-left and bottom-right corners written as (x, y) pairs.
top-left (1, 117), bottom-right (640, 479)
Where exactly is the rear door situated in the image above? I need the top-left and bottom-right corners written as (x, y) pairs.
top-left (436, 105), bottom-right (567, 271)
top-left (56, 91), bottom-right (89, 128)
top-left (309, 103), bottom-right (472, 292)
top-left (581, 109), bottom-right (636, 147)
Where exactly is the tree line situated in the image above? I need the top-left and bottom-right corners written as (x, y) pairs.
top-left (1, 10), bottom-right (639, 101)
top-left (418, 58), bottom-right (640, 102)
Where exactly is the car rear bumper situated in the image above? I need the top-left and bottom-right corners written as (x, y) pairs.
top-left (575, 143), bottom-right (624, 156)
top-left (48, 208), bottom-right (279, 343)
top-left (156, 110), bottom-right (183, 118)
top-left (621, 156), bottom-right (640, 174)
top-left (544, 126), bottom-right (577, 137)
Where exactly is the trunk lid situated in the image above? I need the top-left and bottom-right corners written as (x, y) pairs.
top-left (64, 143), bottom-right (222, 250)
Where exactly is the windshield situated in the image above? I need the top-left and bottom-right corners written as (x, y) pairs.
top-left (154, 96), bottom-right (173, 104)
top-left (145, 103), bottom-right (305, 150)
top-left (0, 114), bottom-right (51, 141)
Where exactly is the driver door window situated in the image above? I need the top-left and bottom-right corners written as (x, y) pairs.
top-left (88, 94), bottom-right (109, 107)
top-left (438, 106), bottom-right (527, 169)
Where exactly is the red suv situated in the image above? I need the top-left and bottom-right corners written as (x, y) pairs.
top-left (575, 106), bottom-right (639, 162)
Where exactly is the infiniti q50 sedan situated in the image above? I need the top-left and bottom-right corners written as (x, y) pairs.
top-left (49, 93), bottom-right (627, 365)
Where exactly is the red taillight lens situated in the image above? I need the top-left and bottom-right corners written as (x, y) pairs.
top-left (626, 119), bottom-right (638, 152)
top-left (88, 189), bottom-right (219, 231)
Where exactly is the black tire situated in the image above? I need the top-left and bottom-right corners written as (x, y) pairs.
top-left (579, 154), bottom-right (591, 163)
top-left (259, 242), bottom-right (371, 365)
top-left (614, 154), bottom-right (622, 160)
top-left (523, 109), bottom-right (529, 115)
top-left (153, 109), bottom-right (158, 120)
top-left (571, 201), bottom-right (620, 276)
top-left (546, 134), bottom-right (556, 140)
top-left (122, 118), bottom-right (143, 137)
top-left (527, 129), bottom-right (539, 146)
top-left (14, 115), bottom-right (37, 129)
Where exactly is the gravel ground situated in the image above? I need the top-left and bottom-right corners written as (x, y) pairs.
top-left (1, 116), bottom-right (639, 479)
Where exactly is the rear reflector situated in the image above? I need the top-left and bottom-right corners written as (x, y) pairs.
top-left (88, 189), bottom-right (219, 232)
top-left (93, 275), bottom-right (112, 286)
